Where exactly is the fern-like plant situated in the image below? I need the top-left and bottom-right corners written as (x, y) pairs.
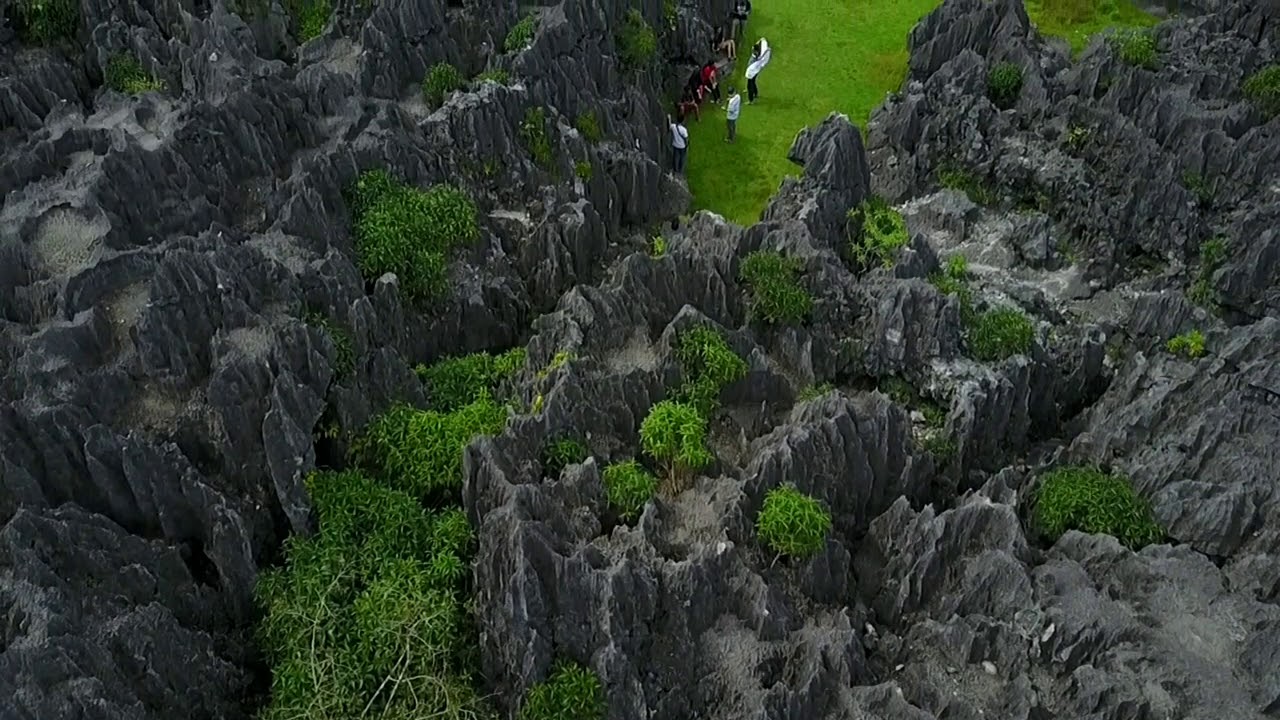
top-left (520, 660), bottom-right (606, 720)
top-left (673, 326), bottom-right (748, 416)
top-left (739, 250), bottom-right (813, 324)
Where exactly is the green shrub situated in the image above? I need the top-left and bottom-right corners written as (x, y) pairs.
top-left (416, 348), bottom-right (526, 412)
top-left (673, 326), bottom-right (748, 416)
top-left (255, 470), bottom-right (485, 720)
top-left (1033, 466), bottom-right (1163, 549)
top-left (797, 383), bottom-right (834, 402)
top-left (520, 660), bottom-right (605, 720)
top-left (967, 307), bottom-right (1035, 362)
top-left (542, 436), bottom-right (589, 477)
top-left (944, 254), bottom-right (968, 280)
top-left (305, 311), bottom-right (355, 378)
top-left (929, 268), bottom-right (975, 320)
top-left (521, 107), bottom-right (554, 168)
top-left (350, 396), bottom-right (507, 501)
top-left (104, 54), bottom-right (165, 94)
top-left (1181, 171), bottom-right (1215, 209)
top-left (1243, 65), bottom-right (1280, 117)
top-left (640, 400), bottom-right (714, 482)
top-left (663, 0), bottom-right (678, 30)
top-left (879, 377), bottom-right (946, 429)
top-left (987, 62), bottom-right (1024, 109)
top-left (849, 197), bottom-right (910, 268)
top-left (1063, 125), bottom-right (1092, 153)
top-left (617, 9), bottom-right (657, 71)
top-left (1109, 28), bottom-right (1157, 69)
top-left (1189, 235), bottom-right (1227, 308)
top-left (937, 165), bottom-right (998, 205)
top-left (575, 111), bottom-right (603, 142)
top-left (602, 460), bottom-right (658, 522)
top-left (1166, 329), bottom-right (1206, 358)
top-left (505, 14), bottom-right (538, 53)
top-left (739, 250), bottom-right (813, 324)
top-left (575, 161), bottom-right (593, 181)
top-left (649, 235), bottom-right (667, 257)
top-left (347, 169), bottom-right (480, 303)
top-left (755, 484), bottom-right (832, 558)
top-left (284, 0), bottom-right (330, 42)
top-left (474, 68), bottom-right (511, 86)
top-left (920, 431), bottom-right (956, 460)
top-left (12, 0), bottom-right (78, 44)
top-left (423, 62), bottom-right (465, 108)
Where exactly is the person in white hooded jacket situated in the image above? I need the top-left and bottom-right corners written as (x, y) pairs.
top-left (745, 37), bottom-right (771, 104)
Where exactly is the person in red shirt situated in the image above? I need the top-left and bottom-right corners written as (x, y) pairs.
top-left (699, 61), bottom-right (721, 102)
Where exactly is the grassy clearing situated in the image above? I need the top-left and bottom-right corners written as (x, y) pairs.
top-left (684, 0), bottom-right (1155, 225)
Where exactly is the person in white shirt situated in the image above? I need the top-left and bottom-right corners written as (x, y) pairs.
top-left (745, 37), bottom-right (771, 103)
top-left (724, 87), bottom-right (741, 143)
top-left (668, 114), bottom-right (689, 174)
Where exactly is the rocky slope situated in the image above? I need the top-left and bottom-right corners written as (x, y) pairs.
top-left (1, 0), bottom-right (1278, 719)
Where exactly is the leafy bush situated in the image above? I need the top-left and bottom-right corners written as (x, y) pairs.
top-left (520, 660), bottom-right (605, 720)
top-left (423, 62), bottom-right (465, 108)
top-left (11, 0), bottom-right (78, 43)
top-left (521, 107), bottom-right (554, 168)
top-left (929, 268), bottom-right (975, 320)
top-left (284, 0), bottom-right (330, 42)
top-left (920, 431), bottom-right (956, 460)
top-left (937, 164), bottom-right (998, 205)
top-left (1189, 235), bottom-right (1227, 308)
top-left (849, 196), bottom-right (910, 268)
top-left (575, 161), bottom-right (593, 180)
top-left (1181, 171), bottom-right (1215, 209)
top-left (943, 254), bottom-right (968, 280)
top-left (350, 396), bottom-right (507, 501)
top-left (505, 14), bottom-right (538, 53)
top-left (1243, 65), bottom-right (1280, 117)
top-left (542, 436), bottom-right (589, 478)
top-left (305, 311), bottom-right (355, 378)
top-left (617, 9), bottom-right (657, 71)
top-left (416, 348), bottom-right (526, 412)
top-left (255, 470), bottom-right (485, 720)
top-left (755, 484), bottom-right (832, 558)
top-left (673, 326), bottom-right (748, 416)
top-left (739, 250), bottom-right (813, 324)
top-left (649, 235), bottom-right (667, 257)
top-left (797, 383), bottom-right (834, 402)
top-left (640, 400), bottom-right (714, 482)
top-left (602, 460), bottom-right (658, 522)
top-left (1033, 466), bottom-right (1163, 549)
top-left (1109, 28), bottom-right (1157, 69)
top-left (967, 307), bottom-right (1034, 362)
top-left (1063, 125), bottom-right (1092, 153)
top-left (1166, 329), bottom-right (1206, 358)
top-left (347, 169), bottom-right (480, 303)
top-left (104, 54), bottom-right (165, 94)
top-left (474, 68), bottom-right (510, 86)
top-left (575, 111), bottom-right (603, 142)
top-left (987, 62), bottom-right (1024, 109)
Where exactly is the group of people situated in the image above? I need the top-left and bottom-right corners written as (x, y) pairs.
top-left (667, 29), bottom-right (772, 175)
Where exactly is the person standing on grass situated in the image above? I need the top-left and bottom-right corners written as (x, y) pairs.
top-left (725, 87), bottom-right (741, 143)
top-left (730, 0), bottom-right (751, 41)
top-left (669, 114), bottom-right (689, 174)
top-left (745, 37), bottom-right (771, 103)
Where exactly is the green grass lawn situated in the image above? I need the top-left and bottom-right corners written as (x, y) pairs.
top-left (682, 0), bottom-right (1156, 226)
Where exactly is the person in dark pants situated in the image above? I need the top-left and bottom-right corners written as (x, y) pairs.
top-left (700, 61), bottom-right (721, 103)
top-left (730, 0), bottom-right (751, 41)
top-left (725, 86), bottom-right (741, 142)
top-left (668, 114), bottom-right (689, 174)
top-left (745, 37), bottom-right (770, 103)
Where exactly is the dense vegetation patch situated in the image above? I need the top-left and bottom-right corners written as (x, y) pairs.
top-left (504, 13), bottom-right (538, 53)
top-left (756, 484), bottom-right (832, 559)
top-left (798, 383), bottom-right (834, 402)
top-left (936, 164), bottom-right (998, 206)
top-left (305, 311), bottom-right (355, 379)
top-left (575, 162), bottom-right (593, 180)
top-left (987, 62), bottom-right (1024, 109)
top-left (575, 110), bottom-right (603, 142)
top-left (542, 436), bottom-right (589, 477)
top-left (520, 660), bottom-right (606, 720)
top-left (423, 62), bottom-right (465, 108)
top-left (673, 326), bottom-right (748, 416)
top-left (928, 254), bottom-right (975, 318)
top-left (1033, 466), bottom-right (1163, 549)
top-left (347, 169), bottom-right (480, 303)
top-left (104, 54), bottom-right (165, 94)
top-left (1023, 0), bottom-right (1157, 53)
top-left (285, 0), bottom-right (330, 42)
top-left (640, 400), bottom-right (714, 484)
top-left (739, 250), bottom-right (813, 325)
top-left (617, 9), bottom-right (657, 71)
top-left (967, 307), bottom-right (1035, 362)
top-left (602, 460), bottom-right (658, 522)
top-left (849, 196), bottom-right (911, 268)
top-left (1181, 171), bottom-right (1215, 209)
top-left (520, 107), bottom-right (555, 168)
top-left (416, 348), bottom-right (526, 412)
top-left (474, 68), bottom-right (510, 86)
top-left (1189, 235), bottom-right (1227, 309)
top-left (1243, 65), bottom-right (1280, 118)
top-left (1108, 27), bottom-right (1157, 69)
top-left (1166, 329), bottom-right (1206, 359)
top-left (11, 0), bottom-right (78, 43)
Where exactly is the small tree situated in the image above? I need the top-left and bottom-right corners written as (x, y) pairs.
top-left (602, 460), bottom-right (658, 522)
top-left (640, 400), bottom-right (714, 484)
top-left (987, 62), bottom-right (1023, 109)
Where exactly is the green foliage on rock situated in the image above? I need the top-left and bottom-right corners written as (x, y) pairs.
top-left (104, 54), bottom-right (165, 94)
top-left (416, 348), bottom-right (526, 412)
top-left (739, 250), bottom-right (813, 325)
top-left (1033, 466), bottom-right (1163, 549)
top-left (285, 0), bottom-right (330, 42)
top-left (673, 326), bottom-right (748, 416)
top-left (347, 169), bottom-right (480, 303)
top-left (1181, 171), bottom-right (1215, 209)
top-left (505, 13), bottom-right (538, 53)
top-left (797, 383), bottom-right (834, 402)
top-left (11, 0), bottom-right (78, 44)
top-left (617, 9), bottom-right (657, 71)
top-left (929, 254), bottom-right (975, 319)
top-left (1109, 27), bottom-right (1157, 69)
top-left (541, 436), bottom-right (589, 477)
top-left (575, 110), bottom-right (603, 142)
top-left (849, 196), bottom-right (910, 268)
top-left (423, 62), bottom-right (465, 108)
top-left (967, 307), bottom-right (1035, 362)
top-left (520, 660), bottom-right (606, 720)
top-left (1243, 64), bottom-right (1280, 117)
top-left (350, 397), bottom-right (507, 501)
top-left (474, 68), bottom-right (510, 86)
top-left (1189, 235), bottom-right (1227, 309)
top-left (756, 484), bottom-right (832, 558)
top-left (521, 107), bottom-right (555, 168)
top-left (987, 62), bottom-right (1024, 109)
top-left (1166, 329), bottom-right (1206, 358)
top-left (575, 161), bottom-right (593, 181)
top-left (305, 311), bottom-right (355, 379)
top-left (255, 470), bottom-right (487, 720)
top-left (640, 400), bottom-right (714, 482)
top-left (602, 460), bottom-right (658, 522)
top-left (936, 165), bottom-right (999, 205)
